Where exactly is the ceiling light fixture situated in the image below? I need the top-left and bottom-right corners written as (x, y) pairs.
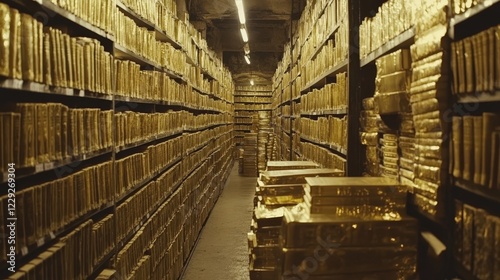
top-left (240, 27), bottom-right (248, 42)
top-left (244, 44), bottom-right (250, 55)
top-left (235, 0), bottom-right (246, 24)
top-left (250, 79), bottom-right (254, 86)
top-left (244, 55), bottom-right (251, 64)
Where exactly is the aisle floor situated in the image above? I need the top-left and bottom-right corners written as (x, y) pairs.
top-left (181, 165), bottom-right (255, 280)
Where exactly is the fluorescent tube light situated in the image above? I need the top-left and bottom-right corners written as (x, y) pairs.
top-left (250, 79), bottom-right (254, 86)
top-left (235, 0), bottom-right (246, 24)
top-left (244, 55), bottom-right (251, 64)
top-left (240, 27), bottom-right (248, 42)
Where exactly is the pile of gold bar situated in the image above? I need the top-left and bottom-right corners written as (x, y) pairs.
top-left (280, 177), bottom-right (417, 279)
top-left (248, 162), bottom-right (343, 279)
top-left (248, 162), bottom-right (418, 279)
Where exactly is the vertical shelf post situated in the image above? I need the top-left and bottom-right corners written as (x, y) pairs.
top-left (346, 0), bottom-right (363, 176)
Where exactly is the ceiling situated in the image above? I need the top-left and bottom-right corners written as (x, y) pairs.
top-left (185, 0), bottom-right (305, 85)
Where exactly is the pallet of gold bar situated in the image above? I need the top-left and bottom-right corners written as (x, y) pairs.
top-left (248, 162), bottom-right (344, 279)
top-left (276, 177), bottom-right (418, 279)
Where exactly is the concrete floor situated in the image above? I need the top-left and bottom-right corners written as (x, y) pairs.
top-left (181, 165), bottom-right (255, 280)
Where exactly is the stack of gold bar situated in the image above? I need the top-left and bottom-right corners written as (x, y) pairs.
top-left (251, 114), bottom-right (259, 132)
top-left (238, 148), bottom-right (244, 174)
top-left (257, 111), bottom-right (273, 172)
top-left (359, 97), bottom-right (380, 176)
top-left (266, 161), bottom-right (319, 171)
top-left (276, 177), bottom-right (417, 279)
top-left (303, 177), bottom-right (407, 216)
top-left (374, 49), bottom-right (412, 115)
top-left (266, 132), bottom-right (277, 161)
top-left (249, 206), bottom-right (284, 280)
top-left (249, 163), bottom-right (343, 280)
top-left (260, 168), bottom-right (344, 185)
top-left (242, 133), bottom-right (258, 177)
top-left (380, 133), bottom-right (400, 181)
top-left (409, 0), bottom-right (451, 218)
top-left (399, 114), bottom-right (416, 190)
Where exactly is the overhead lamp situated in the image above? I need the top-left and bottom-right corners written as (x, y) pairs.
top-left (244, 55), bottom-right (251, 64)
top-left (250, 79), bottom-right (254, 86)
top-left (240, 27), bottom-right (249, 42)
top-left (244, 44), bottom-right (250, 55)
top-left (235, 0), bottom-right (246, 24)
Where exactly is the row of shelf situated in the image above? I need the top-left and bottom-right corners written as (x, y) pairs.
top-left (299, 0), bottom-right (335, 56)
top-left (13, 0), bottom-right (228, 88)
top-left (93, 143), bottom-right (227, 278)
top-left (449, 0), bottom-right (500, 39)
top-left (355, 1), bottom-right (499, 102)
top-left (299, 135), bottom-right (347, 156)
top-left (31, 0), bottom-right (115, 40)
top-left (1, 131), bottom-right (230, 276)
top-left (0, 77), bottom-right (232, 114)
top-left (177, 157), bottom-right (233, 279)
top-left (359, 27), bottom-right (415, 68)
top-left (1, 124), bottom-right (232, 184)
top-left (115, 0), bottom-right (182, 49)
top-left (275, 0), bottom-right (500, 104)
top-left (304, 22), bottom-right (342, 63)
top-left (234, 108), bottom-right (272, 111)
top-left (1, 148), bottom-right (112, 184)
top-left (114, 44), bottom-right (222, 91)
top-left (233, 94), bottom-right (272, 97)
top-left (453, 177), bottom-right (500, 208)
top-left (301, 108), bottom-right (348, 116)
top-left (300, 59), bottom-right (348, 93)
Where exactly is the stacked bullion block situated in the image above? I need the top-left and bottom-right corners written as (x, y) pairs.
top-left (359, 97), bottom-right (380, 176)
top-left (277, 177), bottom-right (417, 279)
top-left (266, 132), bottom-right (277, 161)
top-left (374, 49), bottom-right (412, 116)
top-left (374, 49), bottom-right (416, 186)
top-left (242, 133), bottom-right (258, 177)
top-left (399, 113), bottom-right (417, 190)
top-left (266, 161), bottom-right (319, 171)
top-left (258, 111), bottom-right (273, 172)
top-left (373, 49), bottom-right (412, 183)
top-left (380, 133), bottom-right (400, 182)
top-left (238, 148), bottom-right (244, 174)
top-left (248, 163), bottom-right (342, 280)
top-left (409, 0), bottom-right (451, 218)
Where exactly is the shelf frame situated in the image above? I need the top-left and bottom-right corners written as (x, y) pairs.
top-left (300, 134), bottom-right (347, 156)
top-left (456, 91), bottom-right (500, 103)
top-left (1, 148), bottom-right (112, 184)
top-left (360, 27), bottom-right (415, 67)
top-left (0, 78), bottom-right (113, 101)
top-left (449, 0), bottom-right (500, 39)
top-left (301, 107), bottom-right (348, 116)
top-left (31, 0), bottom-right (115, 41)
top-left (300, 59), bottom-right (348, 93)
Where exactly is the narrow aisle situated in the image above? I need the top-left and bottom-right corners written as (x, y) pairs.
top-left (182, 165), bottom-right (255, 280)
